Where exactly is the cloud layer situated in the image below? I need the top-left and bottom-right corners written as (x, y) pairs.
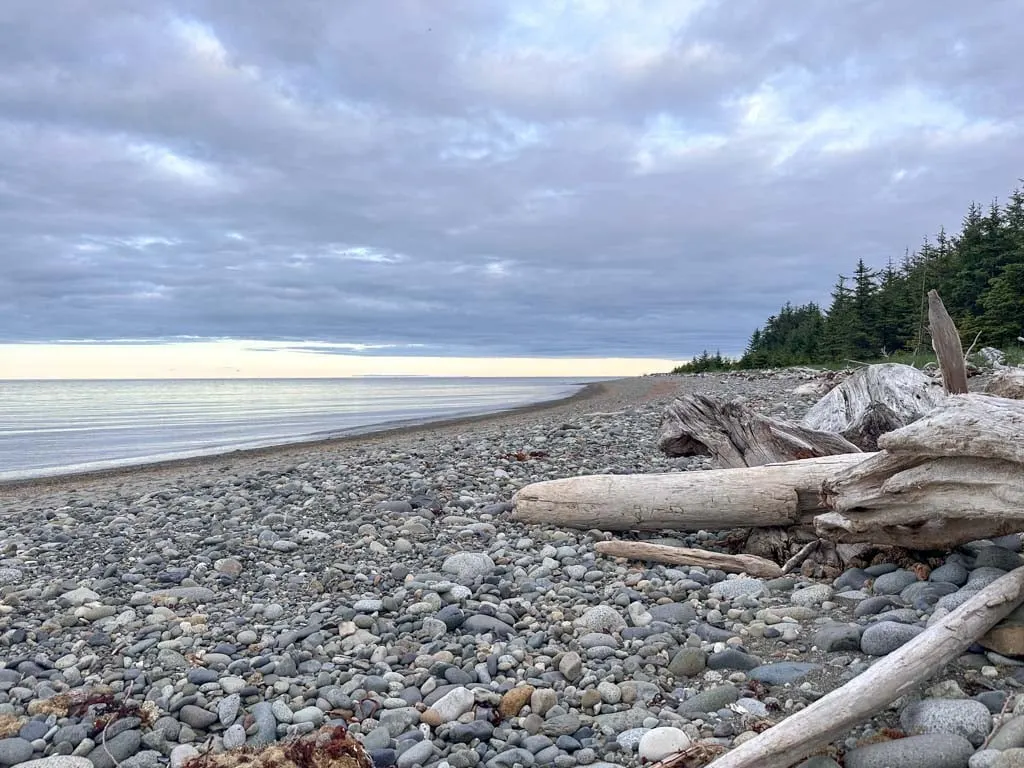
top-left (2, 0), bottom-right (1021, 357)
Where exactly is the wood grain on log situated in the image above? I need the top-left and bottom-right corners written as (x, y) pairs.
top-left (705, 566), bottom-right (1024, 768)
top-left (511, 453), bottom-right (873, 531)
top-left (594, 540), bottom-right (783, 578)
top-left (801, 363), bottom-right (945, 446)
top-left (927, 289), bottom-right (969, 394)
top-left (658, 394), bottom-right (859, 468)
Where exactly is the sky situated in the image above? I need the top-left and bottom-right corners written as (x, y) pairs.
top-left (1, 1), bottom-right (1023, 378)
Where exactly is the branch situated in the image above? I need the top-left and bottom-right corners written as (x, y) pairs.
top-left (706, 566), bottom-right (1024, 768)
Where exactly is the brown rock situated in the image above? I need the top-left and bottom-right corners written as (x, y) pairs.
top-left (419, 708), bottom-right (442, 728)
top-left (980, 624), bottom-right (1024, 657)
top-left (0, 714), bottom-right (26, 738)
top-left (499, 685), bottom-right (536, 719)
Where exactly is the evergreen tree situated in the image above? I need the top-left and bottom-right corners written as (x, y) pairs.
top-left (822, 276), bottom-right (855, 361)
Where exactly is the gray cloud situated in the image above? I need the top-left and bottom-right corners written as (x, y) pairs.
top-left (1, 0), bottom-right (1022, 358)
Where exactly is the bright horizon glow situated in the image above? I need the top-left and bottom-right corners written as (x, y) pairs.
top-left (0, 341), bottom-right (679, 379)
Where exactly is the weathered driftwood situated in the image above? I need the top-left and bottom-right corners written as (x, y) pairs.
top-left (801, 363), bottom-right (945, 446)
top-left (928, 289), bottom-right (969, 395)
top-left (818, 394), bottom-right (1024, 549)
top-left (986, 367), bottom-right (1024, 399)
top-left (594, 540), bottom-right (783, 578)
top-left (704, 566), bottom-right (1024, 768)
top-left (511, 453), bottom-right (873, 531)
top-left (658, 394), bottom-right (860, 468)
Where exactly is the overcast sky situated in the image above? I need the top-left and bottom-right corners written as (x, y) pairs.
top-left (2, 1), bottom-right (1022, 362)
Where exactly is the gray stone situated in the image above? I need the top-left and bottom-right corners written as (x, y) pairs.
top-left (974, 546), bottom-right (1023, 571)
top-left (593, 708), bottom-right (654, 734)
top-left (380, 708), bottom-right (422, 738)
top-left (994, 749), bottom-right (1024, 768)
top-left (854, 596), bottom-right (898, 618)
top-left (461, 615), bottom-right (515, 637)
top-left (146, 587), bottom-right (216, 602)
top-left (441, 553), bottom-right (495, 582)
top-left (251, 702), bottom-right (277, 744)
top-left (179, 704), bottom-right (218, 730)
top-left (812, 623), bottom-right (863, 652)
top-left (486, 748), bottom-right (535, 768)
top-left (677, 685), bottom-right (740, 715)
top-left (900, 698), bottom-right (992, 747)
top-left (861, 621), bottom-right (925, 656)
top-left (872, 569), bottom-right (919, 595)
top-left (931, 563), bottom-right (969, 586)
top-left (796, 759), bottom-right (842, 768)
top-left (707, 648), bottom-right (760, 671)
top-left (844, 733), bottom-right (973, 768)
top-left (15, 760), bottom-right (95, 768)
top-left (88, 730), bottom-right (142, 768)
top-left (217, 693), bottom-right (241, 725)
top-left (748, 662), bottom-right (821, 686)
top-left (222, 724), bottom-right (246, 750)
top-left (668, 647), bottom-right (706, 677)
top-left (0, 738), bottom-right (33, 767)
top-left (985, 714), bottom-right (1024, 749)
top-left (791, 584), bottom-right (834, 607)
top-left (396, 739), bottom-right (434, 768)
top-left (648, 603), bottom-right (696, 624)
top-left (559, 652), bottom-right (583, 682)
top-left (709, 579), bottom-right (765, 600)
top-left (574, 606), bottom-right (627, 633)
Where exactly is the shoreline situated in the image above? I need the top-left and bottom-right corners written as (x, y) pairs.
top-left (0, 378), bottom-right (617, 495)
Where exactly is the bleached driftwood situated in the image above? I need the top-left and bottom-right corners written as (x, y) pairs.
top-left (658, 394), bottom-right (860, 468)
top-left (818, 394), bottom-right (1024, 549)
top-left (594, 540), bottom-right (783, 578)
top-left (511, 453), bottom-right (872, 531)
top-left (801, 363), bottom-right (946, 447)
top-left (928, 289), bottom-right (969, 395)
top-left (703, 566), bottom-right (1024, 768)
top-left (985, 367), bottom-right (1024, 400)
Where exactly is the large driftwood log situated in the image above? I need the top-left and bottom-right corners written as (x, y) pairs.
top-left (928, 289), bottom-right (969, 395)
top-left (511, 453), bottom-right (872, 531)
top-left (703, 566), bottom-right (1024, 768)
top-left (818, 394), bottom-right (1024, 549)
top-left (657, 394), bottom-right (860, 468)
top-left (594, 540), bottom-right (783, 578)
top-left (801, 363), bottom-right (945, 447)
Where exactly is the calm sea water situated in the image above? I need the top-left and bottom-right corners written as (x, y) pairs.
top-left (0, 377), bottom-right (596, 481)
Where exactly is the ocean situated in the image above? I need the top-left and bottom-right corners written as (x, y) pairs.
top-left (0, 377), bottom-right (598, 481)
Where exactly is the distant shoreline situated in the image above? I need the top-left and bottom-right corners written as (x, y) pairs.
top-left (0, 379), bottom-right (614, 493)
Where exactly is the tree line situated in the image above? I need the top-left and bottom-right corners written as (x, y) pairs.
top-left (676, 180), bottom-right (1024, 372)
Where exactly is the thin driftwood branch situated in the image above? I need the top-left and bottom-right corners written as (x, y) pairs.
top-left (595, 540), bottom-right (783, 578)
top-left (705, 566), bottom-right (1024, 768)
top-left (781, 540), bottom-right (820, 575)
top-left (927, 289), bottom-right (969, 394)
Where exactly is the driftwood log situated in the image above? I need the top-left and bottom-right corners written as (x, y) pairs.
top-left (517, 393), bottom-right (1024, 552)
top-left (657, 394), bottom-right (860, 468)
top-left (800, 363), bottom-right (946, 448)
top-left (511, 453), bottom-right (872, 531)
top-left (702, 566), bottom-right (1024, 768)
top-left (927, 289), bottom-right (969, 395)
top-left (594, 540), bottom-right (783, 578)
top-left (817, 393), bottom-right (1024, 548)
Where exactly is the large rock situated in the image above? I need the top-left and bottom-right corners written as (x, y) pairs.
top-left (900, 698), bottom-right (992, 747)
top-left (861, 621), bottom-right (924, 656)
top-left (441, 553), bottom-right (495, 582)
top-left (638, 728), bottom-right (691, 762)
top-left (843, 733), bottom-right (973, 768)
top-left (574, 606), bottom-right (627, 633)
top-left (981, 604), bottom-right (1024, 657)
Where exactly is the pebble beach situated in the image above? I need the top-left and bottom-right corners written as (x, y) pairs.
top-left (2, 372), bottom-right (1024, 768)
